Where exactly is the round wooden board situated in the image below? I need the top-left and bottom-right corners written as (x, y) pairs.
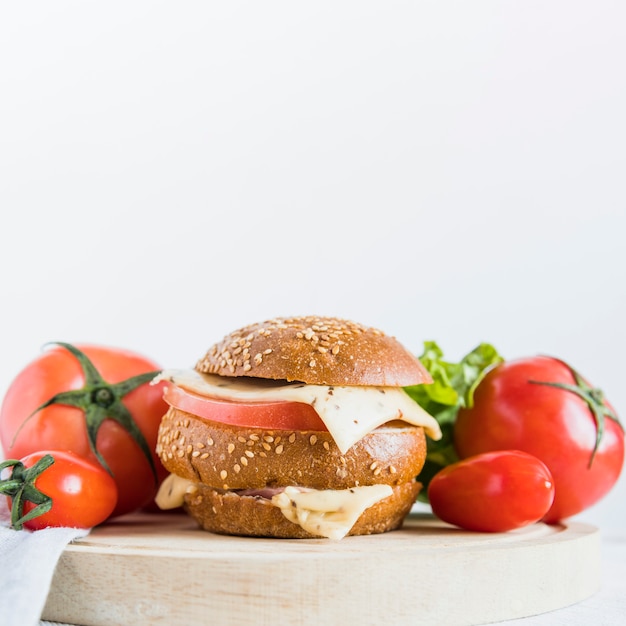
top-left (43, 511), bottom-right (600, 626)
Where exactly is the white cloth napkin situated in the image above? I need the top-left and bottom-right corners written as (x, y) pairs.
top-left (0, 499), bottom-right (89, 626)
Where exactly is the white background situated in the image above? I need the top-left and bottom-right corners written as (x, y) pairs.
top-left (1, 2), bottom-right (625, 531)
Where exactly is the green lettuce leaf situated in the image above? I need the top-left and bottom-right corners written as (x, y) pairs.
top-left (404, 341), bottom-right (504, 502)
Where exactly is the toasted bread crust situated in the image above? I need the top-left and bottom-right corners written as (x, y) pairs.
top-left (195, 315), bottom-right (431, 387)
top-left (183, 481), bottom-right (421, 538)
top-left (156, 407), bottom-right (427, 491)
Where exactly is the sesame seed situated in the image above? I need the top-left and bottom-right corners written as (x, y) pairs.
top-left (207, 437), bottom-right (214, 446)
top-left (374, 467), bottom-right (382, 476)
top-left (192, 450), bottom-right (200, 458)
top-left (309, 435), bottom-right (317, 445)
top-left (264, 435), bottom-right (274, 443)
top-left (289, 433), bottom-right (296, 443)
top-left (197, 442), bottom-right (205, 449)
top-left (234, 464), bottom-right (241, 473)
top-left (309, 359), bottom-right (316, 367)
top-left (237, 436), bottom-right (247, 444)
top-left (262, 442), bottom-right (271, 451)
top-left (249, 434), bottom-right (260, 441)
top-left (220, 470), bottom-right (227, 480)
top-left (200, 453), bottom-right (209, 459)
top-left (370, 462), bottom-right (378, 471)
top-left (240, 456), bottom-right (248, 466)
top-left (186, 445), bottom-right (192, 454)
top-left (275, 444), bottom-right (284, 454)
top-left (259, 451), bottom-right (267, 458)
top-left (323, 441), bottom-right (330, 451)
top-left (390, 465), bottom-right (397, 474)
top-left (227, 444), bottom-right (235, 454)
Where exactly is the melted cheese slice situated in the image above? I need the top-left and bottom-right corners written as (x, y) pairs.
top-left (155, 473), bottom-right (196, 510)
top-left (272, 485), bottom-right (393, 540)
top-left (154, 475), bottom-right (393, 540)
top-left (155, 369), bottom-right (441, 453)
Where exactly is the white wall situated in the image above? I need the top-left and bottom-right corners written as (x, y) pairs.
top-left (1, 2), bottom-right (625, 530)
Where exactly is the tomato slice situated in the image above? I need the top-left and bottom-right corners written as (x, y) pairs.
top-left (163, 384), bottom-right (328, 431)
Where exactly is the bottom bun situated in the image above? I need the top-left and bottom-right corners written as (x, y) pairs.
top-left (183, 481), bottom-right (421, 539)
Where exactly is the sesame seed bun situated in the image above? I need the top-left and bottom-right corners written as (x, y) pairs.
top-left (158, 408), bottom-right (426, 491)
top-left (195, 315), bottom-right (431, 387)
top-left (185, 481), bottom-right (421, 539)
top-left (156, 407), bottom-right (426, 538)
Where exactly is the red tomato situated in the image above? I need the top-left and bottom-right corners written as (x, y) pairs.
top-left (164, 384), bottom-right (328, 431)
top-left (2, 451), bottom-right (118, 530)
top-left (0, 343), bottom-right (169, 517)
top-left (428, 450), bottom-right (555, 532)
top-left (454, 356), bottom-right (624, 523)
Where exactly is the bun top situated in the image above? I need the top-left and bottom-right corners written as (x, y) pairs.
top-left (195, 315), bottom-right (432, 387)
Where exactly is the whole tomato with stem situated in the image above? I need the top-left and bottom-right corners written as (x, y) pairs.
top-left (428, 450), bottom-right (555, 532)
top-left (1, 450), bottom-right (118, 530)
top-left (453, 356), bottom-right (624, 523)
top-left (0, 343), bottom-right (169, 517)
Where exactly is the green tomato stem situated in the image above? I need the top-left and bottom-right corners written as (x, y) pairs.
top-left (0, 454), bottom-right (55, 530)
top-left (529, 361), bottom-right (622, 467)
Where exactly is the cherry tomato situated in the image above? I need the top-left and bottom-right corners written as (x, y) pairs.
top-left (0, 343), bottom-right (169, 517)
top-left (1, 450), bottom-right (118, 530)
top-left (164, 384), bottom-right (328, 431)
top-left (454, 356), bottom-right (624, 523)
top-left (428, 450), bottom-right (555, 532)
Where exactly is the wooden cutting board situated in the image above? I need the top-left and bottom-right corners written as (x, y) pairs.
top-left (43, 511), bottom-right (600, 626)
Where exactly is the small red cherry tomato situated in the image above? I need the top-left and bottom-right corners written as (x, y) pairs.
top-left (1, 450), bottom-right (118, 530)
top-left (428, 450), bottom-right (555, 532)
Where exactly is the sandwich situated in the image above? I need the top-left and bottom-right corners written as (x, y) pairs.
top-left (154, 315), bottom-right (441, 540)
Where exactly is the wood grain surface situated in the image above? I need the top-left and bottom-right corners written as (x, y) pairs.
top-left (43, 511), bottom-right (600, 626)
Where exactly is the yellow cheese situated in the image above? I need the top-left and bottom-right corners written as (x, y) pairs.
top-left (154, 473), bottom-right (196, 510)
top-left (271, 484), bottom-right (393, 540)
top-left (155, 369), bottom-right (441, 454)
top-left (155, 473), bottom-right (394, 540)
